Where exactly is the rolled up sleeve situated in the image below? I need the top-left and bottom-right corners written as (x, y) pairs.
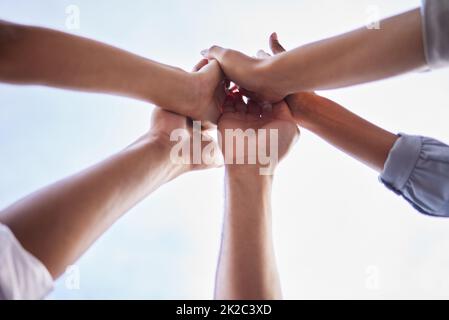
top-left (380, 134), bottom-right (449, 217)
top-left (421, 0), bottom-right (449, 69)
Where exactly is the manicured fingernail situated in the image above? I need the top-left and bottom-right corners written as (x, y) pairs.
top-left (200, 49), bottom-right (208, 57)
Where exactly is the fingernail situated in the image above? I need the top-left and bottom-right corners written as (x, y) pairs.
top-left (200, 49), bottom-right (208, 57)
top-left (272, 32), bottom-right (278, 41)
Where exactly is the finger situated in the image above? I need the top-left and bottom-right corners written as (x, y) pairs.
top-left (196, 59), bottom-right (223, 78)
top-left (192, 58), bottom-right (209, 72)
top-left (202, 46), bottom-right (253, 65)
top-left (256, 49), bottom-right (271, 59)
top-left (247, 99), bottom-right (262, 116)
top-left (201, 46), bottom-right (256, 89)
top-left (201, 45), bottom-right (228, 61)
top-left (269, 32), bottom-right (286, 55)
top-left (222, 95), bottom-right (236, 113)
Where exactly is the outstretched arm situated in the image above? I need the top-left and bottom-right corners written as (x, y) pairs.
top-left (0, 104), bottom-right (218, 279)
top-left (203, 8), bottom-right (425, 102)
top-left (265, 38), bottom-right (449, 218)
top-left (214, 95), bottom-right (299, 299)
top-left (0, 20), bottom-right (225, 124)
top-left (0, 61), bottom-right (219, 279)
top-left (262, 36), bottom-right (398, 172)
top-left (287, 92), bottom-right (397, 172)
top-left (217, 166), bottom-right (280, 300)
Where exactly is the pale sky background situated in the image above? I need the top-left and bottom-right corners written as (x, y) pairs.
top-left (1, 0), bottom-right (449, 299)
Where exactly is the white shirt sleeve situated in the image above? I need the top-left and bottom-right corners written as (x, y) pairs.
top-left (422, 0), bottom-right (449, 69)
top-left (0, 224), bottom-right (54, 300)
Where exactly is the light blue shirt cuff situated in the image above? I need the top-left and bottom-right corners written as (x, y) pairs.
top-left (380, 134), bottom-right (421, 193)
top-left (380, 134), bottom-right (449, 217)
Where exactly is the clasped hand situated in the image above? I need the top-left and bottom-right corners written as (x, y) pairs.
top-left (152, 34), bottom-right (300, 175)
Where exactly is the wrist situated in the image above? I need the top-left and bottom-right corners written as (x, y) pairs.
top-left (285, 92), bottom-right (317, 127)
top-left (225, 164), bottom-right (275, 182)
top-left (183, 71), bottom-right (204, 120)
top-left (253, 58), bottom-right (286, 100)
top-left (131, 134), bottom-right (190, 180)
top-left (139, 63), bottom-right (196, 118)
top-left (267, 53), bottom-right (303, 97)
top-left (225, 165), bottom-right (273, 203)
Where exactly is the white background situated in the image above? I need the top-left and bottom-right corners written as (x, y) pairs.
top-left (1, 0), bottom-right (449, 299)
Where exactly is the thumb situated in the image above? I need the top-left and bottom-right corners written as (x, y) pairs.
top-left (269, 32), bottom-right (286, 55)
top-left (192, 58), bottom-right (209, 72)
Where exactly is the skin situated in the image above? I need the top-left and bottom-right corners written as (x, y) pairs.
top-left (0, 61), bottom-right (219, 279)
top-left (215, 94), bottom-right (299, 300)
top-left (0, 20), bottom-right (226, 125)
top-left (203, 8), bottom-right (426, 103)
top-left (266, 36), bottom-right (398, 173)
top-left (285, 93), bottom-right (398, 172)
top-left (0, 13), bottom-right (400, 298)
top-left (213, 39), bottom-right (397, 300)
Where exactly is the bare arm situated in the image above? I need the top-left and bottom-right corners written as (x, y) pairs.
top-left (0, 107), bottom-right (216, 279)
top-left (262, 36), bottom-right (398, 172)
top-left (270, 9), bottom-right (425, 93)
top-left (287, 93), bottom-right (397, 172)
top-left (216, 167), bottom-right (281, 300)
top-left (203, 8), bottom-right (425, 102)
top-left (0, 133), bottom-right (177, 278)
top-left (0, 21), bottom-right (225, 123)
top-left (214, 95), bottom-right (299, 300)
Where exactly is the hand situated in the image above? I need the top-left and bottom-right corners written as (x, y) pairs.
top-left (144, 59), bottom-right (224, 173)
top-left (217, 93), bottom-right (299, 175)
top-left (147, 107), bottom-right (221, 173)
top-left (187, 59), bottom-right (227, 126)
top-left (201, 33), bottom-right (286, 104)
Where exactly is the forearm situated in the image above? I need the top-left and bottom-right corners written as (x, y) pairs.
top-left (0, 21), bottom-right (194, 112)
top-left (0, 135), bottom-right (183, 278)
top-left (287, 93), bottom-right (397, 172)
top-left (269, 8), bottom-right (425, 94)
top-left (215, 166), bottom-right (282, 300)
